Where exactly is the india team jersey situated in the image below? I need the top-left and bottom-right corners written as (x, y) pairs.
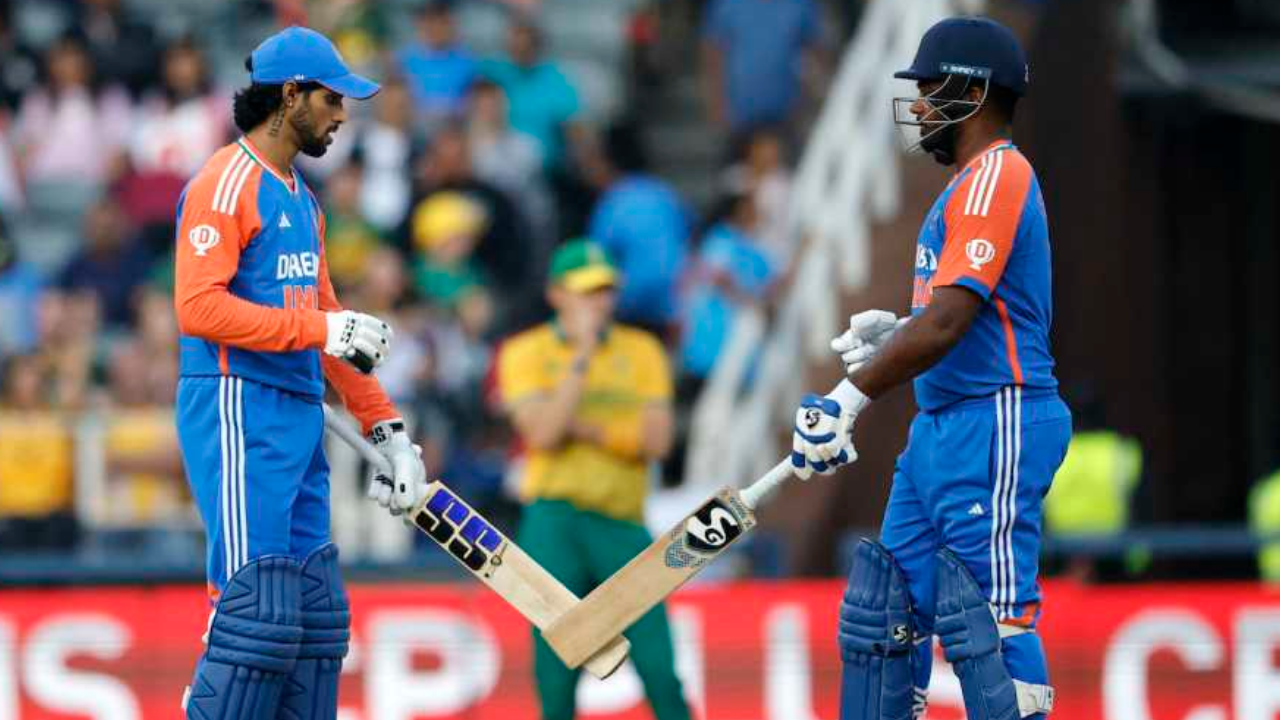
top-left (910, 140), bottom-right (1057, 411)
top-left (174, 138), bottom-right (393, 431)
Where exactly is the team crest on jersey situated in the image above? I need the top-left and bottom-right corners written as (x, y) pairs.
top-left (188, 224), bottom-right (221, 257)
top-left (965, 239), bottom-right (996, 271)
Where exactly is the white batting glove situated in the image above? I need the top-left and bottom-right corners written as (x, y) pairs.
top-left (790, 380), bottom-right (871, 480)
top-left (368, 419), bottom-right (427, 515)
top-left (830, 310), bottom-right (909, 376)
top-left (325, 311), bottom-right (393, 374)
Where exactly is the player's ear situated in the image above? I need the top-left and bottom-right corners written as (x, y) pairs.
top-left (281, 81), bottom-right (299, 111)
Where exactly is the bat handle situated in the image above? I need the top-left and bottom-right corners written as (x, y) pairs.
top-left (739, 459), bottom-right (795, 510)
top-left (322, 403), bottom-right (393, 476)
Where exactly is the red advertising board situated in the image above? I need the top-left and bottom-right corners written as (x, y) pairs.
top-left (2, 579), bottom-right (1280, 719)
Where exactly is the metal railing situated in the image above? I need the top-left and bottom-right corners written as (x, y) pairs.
top-left (681, 0), bottom-right (985, 492)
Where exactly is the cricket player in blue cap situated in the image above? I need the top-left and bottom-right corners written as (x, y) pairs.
top-left (173, 26), bottom-right (427, 719)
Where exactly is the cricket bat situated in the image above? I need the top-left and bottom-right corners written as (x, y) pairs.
top-left (322, 405), bottom-right (631, 680)
top-left (540, 459), bottom-right (794, 670)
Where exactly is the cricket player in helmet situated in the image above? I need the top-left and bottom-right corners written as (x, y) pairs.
top-left (790, 17), bottom-right (1067, 720)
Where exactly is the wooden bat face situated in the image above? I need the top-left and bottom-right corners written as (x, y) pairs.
top-left (541, 487), bottom-right (759, 669)
top-left (408, 481), bottom-right (631, 680)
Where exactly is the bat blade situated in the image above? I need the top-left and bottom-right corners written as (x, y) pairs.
top-left (321, 404), bottom-right (630, 679)
top-left (409, 481), bottom-right (631, 679)
top-left (541, 486), bottom-right (756, 669)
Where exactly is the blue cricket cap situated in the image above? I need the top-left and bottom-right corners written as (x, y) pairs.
top-left (895, 16), bottom-right (1029, 96)
top-left (250, 26), bottom-right (380, 100)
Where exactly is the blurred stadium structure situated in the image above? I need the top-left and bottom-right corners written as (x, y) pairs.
top-left (4, 0), bottom-right (1280, 717)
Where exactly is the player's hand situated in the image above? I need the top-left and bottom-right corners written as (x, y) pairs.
top-left (830, 310), bottom-right (908, 376)
top-left (368, 419), bottom-right (427, 515)
top-left (324, 310), bottom-right (393, 374)
top-left (789, 381), bottom-right (871, 480)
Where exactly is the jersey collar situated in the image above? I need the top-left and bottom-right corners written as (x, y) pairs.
top-left (237, 137), bottom-right (298, 193)
top-left (959, 138), bottom-right (1015, 175)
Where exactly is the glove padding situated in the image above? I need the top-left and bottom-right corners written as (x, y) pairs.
top-left (325, 310), bottom-right (393, 374)
top-left (830, 310), bottom-right (909, 376)
top-left (367, 419), bottom-right (427, 516)
top-left (790, 380), bottom-right (871, 480)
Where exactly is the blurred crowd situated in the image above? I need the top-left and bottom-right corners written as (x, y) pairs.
top-left (0, 0), bottom-right (832, 557)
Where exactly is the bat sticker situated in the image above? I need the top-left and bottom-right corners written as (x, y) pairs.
top-left (664, 495), bottom-right (750, 569)
top-left (415, 489), bottom-right (507, 573)
top-left (684, 501), bottom-right (742, 553)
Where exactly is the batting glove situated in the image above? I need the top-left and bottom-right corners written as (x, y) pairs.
top-left (790, 380), bottom-right (871, 480)
top-left (368, 419), bottom-right (427, 515)
top-left (830, 310), bottom-right (909, 376)
top-left (325, 310), bottom-right (393, 374)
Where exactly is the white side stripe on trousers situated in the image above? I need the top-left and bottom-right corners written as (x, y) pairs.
top-left (219, 377), bottom-right (247, 576)
top-left (990, 386), bottom-right (1022, 620)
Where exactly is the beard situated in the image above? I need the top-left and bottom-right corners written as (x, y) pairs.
top-left (920, 122), bottom-right (958, 166)
top-left (290, 108), bottom-right (331, 158)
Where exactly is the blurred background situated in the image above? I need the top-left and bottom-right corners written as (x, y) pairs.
top-left (2, 0), bottom-right (1280, 718)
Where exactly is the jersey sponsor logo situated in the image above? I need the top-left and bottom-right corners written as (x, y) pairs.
top-left (279, 213), bottom-right (292, 229)
top-left (968, 502), bottom-right (985, 516)
top-left (684, 498), bottom-right (743, 554)
top-left (188, 224), bottom-right (221, 257)
top-left (276, 252), bottom-right (320, 280)
top-left (965, 238), bottom-right (996, 271)
top-left (916, 246), bottom-right (938, 272)
top-left (414, 488), bottom-right (506, 573)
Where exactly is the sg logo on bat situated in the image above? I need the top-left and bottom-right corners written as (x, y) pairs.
top-left (685, 500), bottom-right (743, 553)
top-left (414, 488), bottom-right (507, 573)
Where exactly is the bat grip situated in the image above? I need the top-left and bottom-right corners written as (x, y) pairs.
top-left (739, 459), bottom-right (794, 510)
top-left (322, 403), bottom-right (393, 476)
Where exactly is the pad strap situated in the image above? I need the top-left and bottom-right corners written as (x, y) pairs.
top-left (1015, 680), bottom-right (1055, 715)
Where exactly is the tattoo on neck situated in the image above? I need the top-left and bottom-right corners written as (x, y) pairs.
top-left (268, 109), bottom-right (284, 137)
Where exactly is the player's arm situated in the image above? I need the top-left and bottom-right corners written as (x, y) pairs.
top-left (570, 337), bottom-right (674, 461)
top-left (500, 303), bottom-right (603, 452)
top-left (847, 287), bottom-right (981, 398)
top-left (175, 173), bottom-right (390, 366)
top-left (314, 210), bottom-right (426, 512)
top-left (507, 354), bottom-right (590, 452)
top-left (174, 184), bottom-right (328, 352)
top-left (314, 215), bottom-right (397, 434)
top-left (792, 152), bottom-right (1031, 477)
top-left (849, 154), bottom-right (1033, 398)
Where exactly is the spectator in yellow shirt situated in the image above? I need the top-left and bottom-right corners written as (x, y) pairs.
top-left (0, 353), bottom-right (77, 549)
top-left (496, 239), bottom-right (690, 720)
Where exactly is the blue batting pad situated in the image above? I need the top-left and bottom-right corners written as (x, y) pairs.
top-left (186, 556), bottom-right (303, 720)
top-left (934, 548), bottom-right (1020, 720)
top-left (838, 539), bottom-right (916, 720)
top-left (277, 544), bottom-right (350, 720)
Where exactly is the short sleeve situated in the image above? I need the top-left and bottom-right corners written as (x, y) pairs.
top-left (633, 332), bottom-right (673, 402)
top-left (497, 334), bottom-right (552, 407)
top-left (934, 150), bottom-right (1033, 299)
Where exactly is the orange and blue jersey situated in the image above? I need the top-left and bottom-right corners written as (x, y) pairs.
top-left (909, 140), bottom-right (1057, 411)
top-left (879, 140), bottom-right (1071, 700)
top-left (173, 137), bottom-right (393, 433)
